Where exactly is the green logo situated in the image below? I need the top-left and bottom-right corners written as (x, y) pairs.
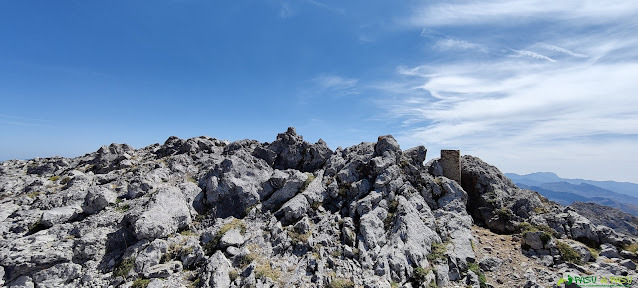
top-left (556, 275), bottom-right (573, 286)
top-left (557, 274), bottom-right (633, 287)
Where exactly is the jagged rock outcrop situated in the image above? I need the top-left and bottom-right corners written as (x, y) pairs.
top-left (570, 201), bottom-right (638, 237)
top-left (0, 128), bottom-right (636, 287)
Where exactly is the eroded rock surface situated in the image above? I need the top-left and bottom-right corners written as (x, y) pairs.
top-left (0, 128), bottom-right (636, 287)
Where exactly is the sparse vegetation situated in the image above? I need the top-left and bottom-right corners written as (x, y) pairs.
top-left (311, 201), bottom-right (322, 210)
top-left (131, 278), bottom-right (150, 288)
top-left (540, 232), bottom-right (552, 246)
top-left (28, 218), bottom-right (46, 234)
top-left (410, 266), bottom-right (430, 287)
top-left (384, 199), bottom-right (399, 230)
top-left (255, 263), bottom-right (281, 281)
top-left (49, 176), bottom-right (60, 181)
top-left (427, 242), bottom-right (447, 263)
top-left (26, 191), bottom-right (41, 198)
top-left (622, 242), bottom-right (638, 253)
top-left (188, 278), bottom-right (201, 288)
top-left (518, 223), bottom-right (556, 247)
top-left (287, 229), bottom-right (310, 243)
top-left (588, 247), bottom-right (599, 260)
top-left (204, 218), bottom-right (246, 255)
top-left (467, 262), bottom-right (487, 287)
top-left (180, 229), bottom-right (197, 237)
top-left (243, 203), bottom-right (259, 217)
top-left (60, 176), bottom-right (71, 185)
top-left (113, 257), bottom-right (135, 279)
top-left (300, 173), bottom-right (315, 192)
top-left (556, 241), bottom-right (581, 264)
top-left (517, 222), bottom-right (557, 237)
top-left (115, 203), bottom-right (131, 213)
top-left (327, 278), bottom-right (355, 288)
top-left (228, 270), bottom-right (239, 282)
top-left (236, 253), bottom-right (255, 268)
top-left (533, 207), bottom-right (548, 214)
top-left (495, 207), bottom-right (514, 221)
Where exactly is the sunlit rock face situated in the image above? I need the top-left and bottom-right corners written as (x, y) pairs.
top-left (0, 128), bottom-right (635, 287)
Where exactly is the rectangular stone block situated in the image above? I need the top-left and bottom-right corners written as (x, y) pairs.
top-left (441, 150), bottom-right (461, 184)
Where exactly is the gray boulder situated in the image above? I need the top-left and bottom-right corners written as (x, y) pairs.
top-left (522, 231), bottom-right (553, 250)
top-left (262, 169), bottom-right (307, 211)
top-left (135, 239), bottom-right (168, 274)
top-left (31, 262), bottom-right (82, 287)
top-left (265, 127), bottom-right (332, 172)
top-left (8, 275), bottom-right (34, 288)
top-left (220, 228), bottom-right (245, 247)
top-left (82, 186), bottom-right (117, 214)
top-left (203, 251), bottom-right (231, 288)
top-left (599, 243), bottom-right (620, 259)
top-left (133, 186), bottom-right (191, 240)
top-left (620, 259), bottom-right (637, 270)
top-left (204, 150), bottom-right (272, 218)
top-left (40, 206), bottom-right (81, 227)
top-left (480, 257), bottom-right (503, 271)
top-left (144, 261), bottom-right (182, 278)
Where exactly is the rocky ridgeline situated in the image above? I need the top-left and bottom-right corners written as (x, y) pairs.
top-left (0, 128), bottom-right (636, 288)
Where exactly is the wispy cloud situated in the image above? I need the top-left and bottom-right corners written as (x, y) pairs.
top-left (406, 0), bottom-right (638, 27)
top-left (313, 75), bottom-right (359, 95)
top-left (435, 38), bottom-right (485, 51)
top-left (279, 2), bottom-right (294, 18)
top-left (372, 0), bottom-right (638, 181)
top-left (0, 114), bottom-right (57, 128)
top-left (510, 49), bottom-right (556, 62)
top-left (538, 43), bottom-right (587, 58)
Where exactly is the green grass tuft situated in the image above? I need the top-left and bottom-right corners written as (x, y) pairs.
top-left (327, 278), bottom-right (355, 288)
top-left (410, 266), bottom-right (431, 287)
top-left (300, 173), bottom-right (315, 192)
top-left (113, 257), bottom-right (135, 279)
top-left (131, 278), bottom-right (150, 288)
top-left (467, 262), bottom-right (487, 287)
top-left (557, 241), bottom-right (581, 264)
top-left (427, 242), bottom-right (447, 263)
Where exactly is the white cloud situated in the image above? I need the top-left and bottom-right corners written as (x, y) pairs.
top-left (313, 75), bottom-right (358, 94)
top-left (510, 49), bottom-right (556, 62)
top-left (435, 38), bottom-right (484, 51)
top-left (538, 43), bottom-right (587, 58)
top-left (407, 0), bottom-right (638, 27)
top-left (279, 2), bottom-right (293, 18)
top-left (373, 1), bottom-right (638, 182)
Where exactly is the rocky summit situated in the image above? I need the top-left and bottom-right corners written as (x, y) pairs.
top-left (1, 128), bottom-right (636, 288)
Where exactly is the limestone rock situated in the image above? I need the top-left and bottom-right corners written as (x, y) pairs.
top-left (40, 206), bottom-right (81, 227)
top-left (220, 228), bottom-right (245, 247)
top-left (0, 128), bottom-right (635, 288)
top-left (599, 243), bottom-right (620, 259)
top-left (83, 186), bottom-right (117, 214)
top-left (144, 261), bottom-right (182, 278)
top-left (480, 257), bottom-right (503, 271)
top-left (203, 251), bottom-right (231, 288)
top-left (133, 186), bottom-right (191, 240)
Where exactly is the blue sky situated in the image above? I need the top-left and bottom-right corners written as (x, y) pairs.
top-left (1, 1), bottom-right (638, 183)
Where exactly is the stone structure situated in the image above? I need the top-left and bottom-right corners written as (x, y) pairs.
top-left (441, 150), bottom-right (461, 184)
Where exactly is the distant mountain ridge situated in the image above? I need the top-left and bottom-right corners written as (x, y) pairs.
top-left (507, 172), bottom-right (638, 216)
top-left (506, 172), bottom-right (638, 198)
